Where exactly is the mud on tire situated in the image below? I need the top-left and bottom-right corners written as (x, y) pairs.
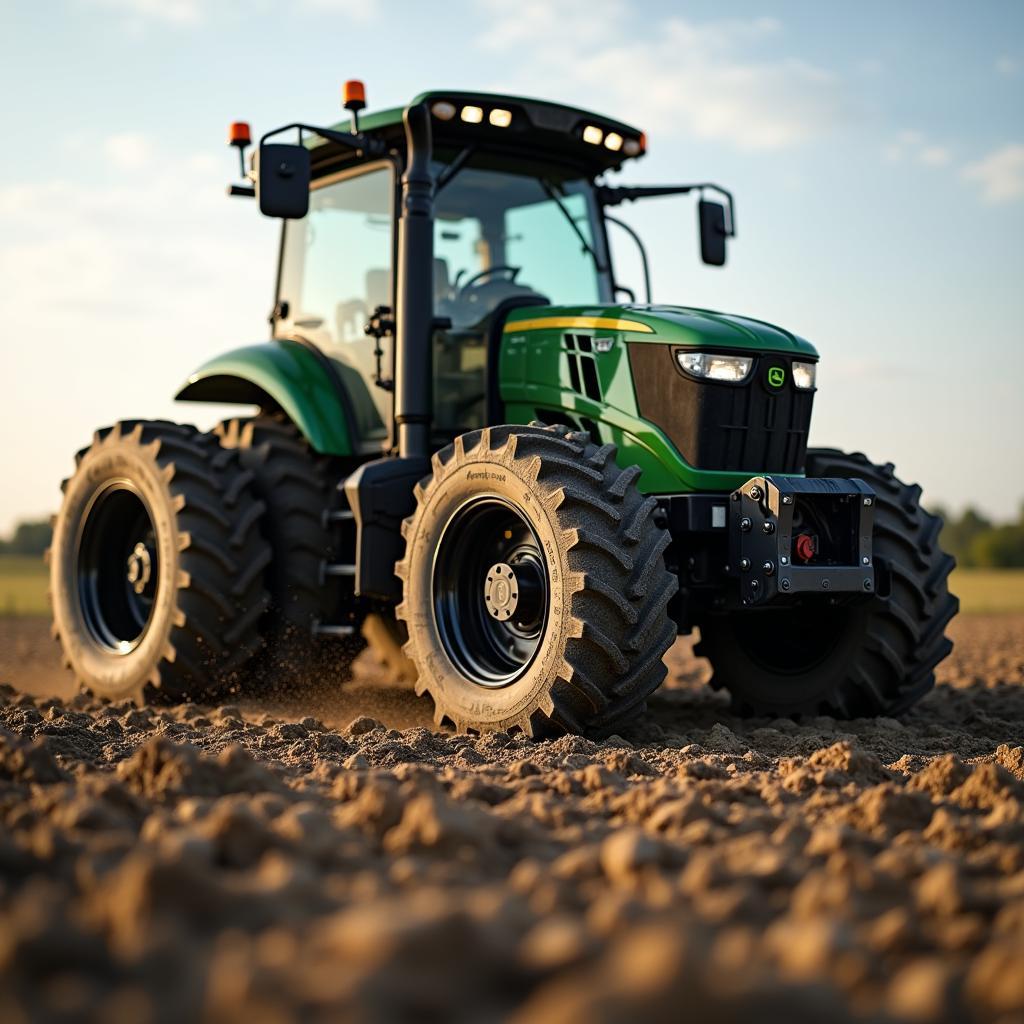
top-left (395, 423), bottom-right (678, 736)
top-left (49, 421), bottom-right (270, 703)
top-left (695, 448), bottom-right (959, 718)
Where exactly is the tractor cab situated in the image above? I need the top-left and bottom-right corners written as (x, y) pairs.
top-left (264, 91), bottom-right (645, 450)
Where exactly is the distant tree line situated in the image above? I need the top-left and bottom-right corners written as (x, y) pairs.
top-left (2, 506), bottom-right (1023, 567)
top-left (935, 505), bottom-right (1024, 569)
top-left (0, 519), bottom-right (51, 556)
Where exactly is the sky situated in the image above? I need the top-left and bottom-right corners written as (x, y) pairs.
top-left (1, 0), bottom-right (1022, 535)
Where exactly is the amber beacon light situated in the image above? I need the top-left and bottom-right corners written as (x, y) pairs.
top-left (343, 79), bottom-right (366, 131)
top-left (227, 121), bottom-right (251, 179)
top-left (228, 121), bottom-right (251, 147)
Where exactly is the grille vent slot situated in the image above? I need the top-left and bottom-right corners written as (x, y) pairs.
top-left (564, 334), bottom-right (602, 402)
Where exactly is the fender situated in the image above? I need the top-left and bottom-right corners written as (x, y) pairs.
top-left (175, 340), bottom-right (356, 455)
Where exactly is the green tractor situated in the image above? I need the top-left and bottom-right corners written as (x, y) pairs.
top-left (49, 85), bottom-right (958, 734)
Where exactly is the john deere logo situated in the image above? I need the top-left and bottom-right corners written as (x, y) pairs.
top-left (767, 366), bottom-right (786, 389)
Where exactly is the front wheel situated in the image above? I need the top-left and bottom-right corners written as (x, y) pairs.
top-left (695, 448), bottom-right (958, 718)
top-left (396, 424), bottom-right (678, 736)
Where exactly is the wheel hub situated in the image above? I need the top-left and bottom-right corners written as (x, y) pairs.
top-left (484, 563), bottom-right (518, 620)
top-left (126, 542), bottom-right (153, 595)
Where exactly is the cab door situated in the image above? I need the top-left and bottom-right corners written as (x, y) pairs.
top-left (274, 161), bottom-right (396, 450)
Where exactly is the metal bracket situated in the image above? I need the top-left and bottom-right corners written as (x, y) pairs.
top-left (730, 475), bottom-right (875, 606)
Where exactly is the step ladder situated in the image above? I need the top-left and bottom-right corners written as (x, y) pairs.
top-left (312, 478), bottom-right (361, 639)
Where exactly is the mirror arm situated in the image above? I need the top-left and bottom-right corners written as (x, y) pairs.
top-left (258, 122), bottom-right (387, 159)
top-left (599, 182), bottom-right (735, 237)
top-left (598, 184), bottom-right (694, 205)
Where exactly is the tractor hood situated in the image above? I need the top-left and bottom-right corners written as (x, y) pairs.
top-left (503, 304), bottom-right (819, 358)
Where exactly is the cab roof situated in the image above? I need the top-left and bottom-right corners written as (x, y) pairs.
top-left (315, 90), bottom-right (646, 178)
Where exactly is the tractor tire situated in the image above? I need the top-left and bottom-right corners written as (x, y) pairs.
top-left (695, 448), bottom-right (958, 718)
top-left (214, 415), bottom-right (366, 689)
top-left (395, 423), bottom-right (678, 736)
top-left (49, 420), bottom-right (270, 704)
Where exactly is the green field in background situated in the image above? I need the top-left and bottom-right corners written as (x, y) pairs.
top-left (0, 555), bottom-right (49, 616)
top-left (1, 554), bottom-right (1022, 618)
top-left (949, 570), bottom-right (1024, 615)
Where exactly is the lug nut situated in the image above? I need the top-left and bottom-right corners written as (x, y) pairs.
top-left (782, 495), bottom-right (793, 505)
top-left (864, 578), bottom-right (873, 591)
top-left (862, 556), bottom-right (870, 565)
top-left (762, 560), bottom-right (775, 575)
top-left (780, 556), bottom-right (789, 565)
top-left (780, 578), bottom-right (791, 591)
top-left (739, 558), bottom-right (751, 571)
top-left (750, 580), bottom-right (759, 591)
top-left (740, 517), bottom-right (752, 532)
top-left (749, 485), bottom-right (762, 501)
top-left (822, 579), bottom-right (831, 590)
top-left (863, 497), bottom-right (873, 506)
top-left (761, 521), bottom-right (775, 534)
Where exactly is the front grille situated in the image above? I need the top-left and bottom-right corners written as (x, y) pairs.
top-left (628, 345), bottom-right (814, 474)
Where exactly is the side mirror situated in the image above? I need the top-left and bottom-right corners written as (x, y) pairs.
top-left (256, 143), bottom-right (311, 219)
top-left (698, 199), bottom-right (728, 266)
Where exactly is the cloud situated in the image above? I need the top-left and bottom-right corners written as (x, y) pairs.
top-left (85, 0), bottom-right (202, 25)
top-left (920, 145), bottom-right (952, 167)
top-left (477, 4), bottom-right (844, 151)
top-left (103, 133), bottom-right (156, 171)
top-left (962, 144), bottom-right (1024, 203)
top-left (82, 0), bottom-right (376, 28)
top-left (883, 131), bottom-right (952, 167)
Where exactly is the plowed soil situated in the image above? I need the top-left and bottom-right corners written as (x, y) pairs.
top-left (1, 614), bottom-right (1022, 1023)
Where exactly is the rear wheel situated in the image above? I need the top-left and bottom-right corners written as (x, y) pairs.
top-left (214, 415), bottom-right (366, 690)
top-left (396, 423), bottom-right (677, 736)
top-left (695, 449), bottom-right (958, 718)
top-left (49, 421), bottom-right (270, 703)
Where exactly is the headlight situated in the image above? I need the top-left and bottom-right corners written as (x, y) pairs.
top-left (677, 351), bottom-right (753, 383)
top-left (792, 361), bottom-right (817, 389)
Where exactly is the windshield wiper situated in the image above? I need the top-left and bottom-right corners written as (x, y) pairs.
top-left (540, 180), bottom-right (608, 273)
top-left (435, 146), bottom-right (477, 195)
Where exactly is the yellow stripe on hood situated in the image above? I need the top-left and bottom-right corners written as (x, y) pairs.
top-left (503, 316), bottom-right (654, 334)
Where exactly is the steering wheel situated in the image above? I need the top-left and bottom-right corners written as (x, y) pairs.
top-left (455, 264), bottom-right (521, 296)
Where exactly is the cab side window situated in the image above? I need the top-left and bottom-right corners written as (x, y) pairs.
top-left (277, 166), bottom-right (394, 444)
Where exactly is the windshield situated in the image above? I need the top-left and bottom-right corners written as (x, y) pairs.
top-left (432, 165), bottom-right (609, 327)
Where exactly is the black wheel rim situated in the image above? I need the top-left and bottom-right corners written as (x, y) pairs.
top-left (76, 481), bottom-right (160, 654)
top-left (432, 496), bottom-right (550, 688)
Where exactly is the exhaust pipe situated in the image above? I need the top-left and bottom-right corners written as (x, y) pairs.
top-left (394, 102), bottom-right (434, 458)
